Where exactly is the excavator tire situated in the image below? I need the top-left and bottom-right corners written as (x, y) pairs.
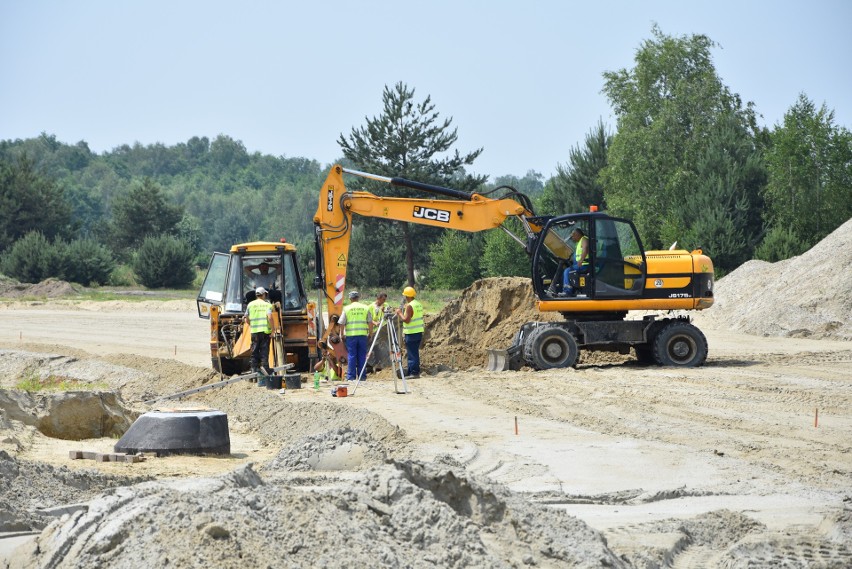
top-left (523, 325), bottom-right (579, 370)
top-left (652, 320), bottom-right (708, 367)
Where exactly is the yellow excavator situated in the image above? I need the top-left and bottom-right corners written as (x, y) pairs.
top-left (313, 164), bottom-right (715, 370)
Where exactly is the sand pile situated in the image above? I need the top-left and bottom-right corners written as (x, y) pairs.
top-left (696, 217), bottom-right (852, 340)
top-left (0, 349), bottom-right (216, 404)
top-left (0, 277), bottom-right (79, 299)
top-left (423, 277), bottom-right (563, 369)
top-left (9, 461), bottom-right (626, 569)
top-left (263, 426), bottom-right (390, 472)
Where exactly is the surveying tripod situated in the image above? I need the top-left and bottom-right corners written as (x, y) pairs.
top-left (351, 308), bottom-right (409, 395)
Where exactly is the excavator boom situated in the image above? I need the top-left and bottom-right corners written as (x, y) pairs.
top-left (313, 165), bottom-right (536, 321)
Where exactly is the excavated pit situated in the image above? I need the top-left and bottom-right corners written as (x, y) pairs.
top-left (0, 389), bottom-right (135, 440)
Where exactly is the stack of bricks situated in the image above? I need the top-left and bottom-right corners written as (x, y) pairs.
top-left (68, 450), bottom-right (151, 463)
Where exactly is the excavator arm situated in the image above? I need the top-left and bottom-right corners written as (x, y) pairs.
top-left (312, 164), bottom-right (546, 323)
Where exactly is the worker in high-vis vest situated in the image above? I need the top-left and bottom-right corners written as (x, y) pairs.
top-left (368, 292), bottom-right (388, 330)
top-left (245, 287), bottom-right (274, 375)
top-left (395, 286), bottom-right (423, 379)
top-left (338, 290), bottom-right (373, 381)
top-left (561, 226), bottom-right (590, 297)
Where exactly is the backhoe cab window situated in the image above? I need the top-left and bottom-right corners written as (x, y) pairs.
top-left (223, 254), bottom-right (304, 313)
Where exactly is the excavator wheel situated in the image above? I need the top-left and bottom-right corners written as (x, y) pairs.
top-left (523, 325), bottom-right (579, 370)
top-left (652, 321), bottom-right (708, 367)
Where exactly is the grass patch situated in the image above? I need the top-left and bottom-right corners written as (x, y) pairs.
top-left (15, 370), bottom-right (109, 392)
top-left (353, 288), bottom-right (463, 315)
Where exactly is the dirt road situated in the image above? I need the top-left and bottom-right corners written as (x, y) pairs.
top-left (1, 300), bottom-right (851, 567)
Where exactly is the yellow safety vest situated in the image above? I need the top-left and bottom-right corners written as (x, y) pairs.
top-left (576, 236), bottom-right (590, 266)
top-left (368, 303), bottom-right (385, 325)
top-left (247, 299), bottom-right (272, 334)
top-left (403, 299), bottom-right (424, 335)
top-left (343, 302), bottom-right (369, 337)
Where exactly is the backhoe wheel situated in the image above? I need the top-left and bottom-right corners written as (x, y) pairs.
top-left (652, 321), bottom-right (708, 367)
top-left (523, 326), bottom-right (579, 370)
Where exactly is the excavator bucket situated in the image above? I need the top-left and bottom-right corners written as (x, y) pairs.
top-left (486, 349), bottom-right (510, 372)
top-left (485, 324), bottom-right (535, 372)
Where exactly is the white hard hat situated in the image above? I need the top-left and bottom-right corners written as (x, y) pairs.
top-left (255, 287), bottom-right (267, 295)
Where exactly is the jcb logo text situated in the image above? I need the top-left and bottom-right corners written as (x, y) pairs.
top-left (413, 206), bottom-right (451, 223)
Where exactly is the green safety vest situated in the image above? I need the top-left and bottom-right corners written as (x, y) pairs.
top-left (343, 302), bottom-right (369, 336)
top-left (247, 299), bottom-right (272, 334)
top-left (403, 299), bottom-right (424, 335)
top-left (368, 303), bottom-right (385, 325)
top-left (576, 236), bottom-right (590, 266)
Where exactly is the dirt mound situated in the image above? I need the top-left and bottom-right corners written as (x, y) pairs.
top-left (423, 277), bottom-right (563, 370)
top-left (263, 426), bottom-right (390, 472)
top-left (0, 450), bottom-right (149, 531)
top-left (11, 461), bottom-right (625, 569)
top-left (0, 277), bottom-right (79, 299)
top-left (0, 349), bottom-right (212, 405)
top-left (695, 218), bottom-right (852, 340)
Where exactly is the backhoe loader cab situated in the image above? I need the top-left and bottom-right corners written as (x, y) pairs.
top-left (197, 241), bottom-right (318, 375)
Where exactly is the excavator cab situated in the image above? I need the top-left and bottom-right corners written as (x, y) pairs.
top-left (533, 213), bottom-right (648, 302)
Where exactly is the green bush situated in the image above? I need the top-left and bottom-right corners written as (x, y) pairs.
top-left (133, 235), bottom-right (195, 288)
top-left (108, 264), bottom-right (138, 287)
top-left (0, 231), bottom-right (64, 283)
top-left (61, 238), bottom-right (115, 285)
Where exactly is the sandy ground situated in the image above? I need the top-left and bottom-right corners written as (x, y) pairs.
top-left (1, 296), bottom-right (851, 567)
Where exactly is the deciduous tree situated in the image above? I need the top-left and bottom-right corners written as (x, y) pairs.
top-left (762, 93), bottom-right (852, 255)
top-left (600, 26), bottom-right (765, 271)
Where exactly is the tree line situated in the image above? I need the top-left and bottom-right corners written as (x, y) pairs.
top-left (1, 26), bottom-right (849, 291)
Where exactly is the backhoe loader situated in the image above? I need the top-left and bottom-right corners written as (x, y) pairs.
top-left (313, 165), bottom-right (714, 371)
top-left (196, 241), bottom-right (319, 375)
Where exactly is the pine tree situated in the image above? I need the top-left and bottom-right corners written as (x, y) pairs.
top-left (338, 82), bottom-right (486, 286)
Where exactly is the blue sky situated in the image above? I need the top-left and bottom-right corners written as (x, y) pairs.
top-left (2, 0), bottom-right (849, 180)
